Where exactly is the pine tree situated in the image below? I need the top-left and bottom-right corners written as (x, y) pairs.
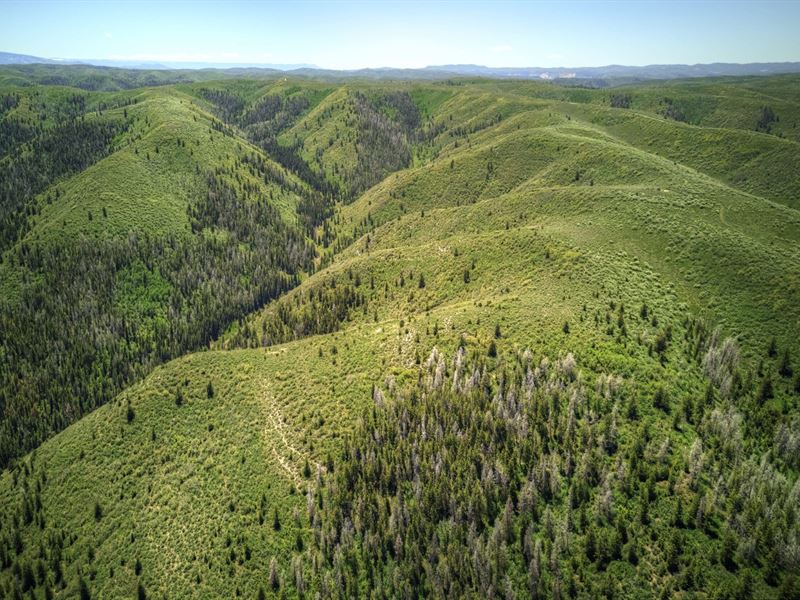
top-left (269, 557), bottom-right (280, 591)
top-left (79, 578), bottom-right (91, 600)
top-left (778, 574), bottom-right (798, 600)
top-left (779, 348), bottom-right (793, 378)
top-left (757, 376), bottom-right (774, 404)
top-left (653, 386), bottom-right (670, 412)
top-left (768, 337), bottom-right (778, 357)
top-left (586, 527), bottom-right (597, 562)
top-left (721, 529), bottom-right (738, 571)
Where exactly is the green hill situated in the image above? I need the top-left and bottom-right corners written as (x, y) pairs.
top-left (0, 79), bottom-right (321, 463)
top-left (1, 69), bottom-right (799, 599)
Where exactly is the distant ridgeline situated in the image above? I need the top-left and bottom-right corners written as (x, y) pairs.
top-left (2, 55), bottom-right (800, 84)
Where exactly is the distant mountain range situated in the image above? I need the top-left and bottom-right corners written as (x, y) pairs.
top-left (2, 51), bottom-right (799, 81)
top-left (0, 52), bottom-right (314, 71)
top-left (424, 62), bottom-right (800, 80)
top-left (0, 51), bottom-right (59, 65)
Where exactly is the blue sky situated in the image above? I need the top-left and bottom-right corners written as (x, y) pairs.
top-left (1, 0), bottom-right (799, 69)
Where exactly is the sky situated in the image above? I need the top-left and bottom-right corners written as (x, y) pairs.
top-left (1, 0), bottom-right (799, 69)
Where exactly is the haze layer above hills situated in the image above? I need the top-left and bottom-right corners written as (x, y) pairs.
top-left (3, 51), bottom-right (800, 82)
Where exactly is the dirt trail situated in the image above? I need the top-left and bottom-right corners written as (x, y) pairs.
top-left (260, 381), bottom-right (322, 486)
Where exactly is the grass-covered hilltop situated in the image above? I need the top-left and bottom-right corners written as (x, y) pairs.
top-left (0, 64), bottom-right (799, 599)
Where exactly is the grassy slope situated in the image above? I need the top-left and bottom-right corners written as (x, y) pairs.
top-left (0, 343), bottom-right (384, 598)
top-left (278, 86), bottom-right (361, 193)
top-left (0, 84), bottom-right (313, 303)
top-left (1, 75), bottom-right (799, 598)
top-left (0, 230), bottom-right (700, 598)
top-left (23, 87), bottom-right (309, 245)
top-left (318, 84), bottom-right (800, 356)
top-left (0, 78), bottom-right (329, 465)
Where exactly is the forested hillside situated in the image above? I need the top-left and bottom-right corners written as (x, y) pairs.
top-left (0, 66), bottom-right (798, 599)
top-left (0, 83), bottom-right (315, 464)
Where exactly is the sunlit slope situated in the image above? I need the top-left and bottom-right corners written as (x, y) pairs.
top-left (1, 220), bottom-right (717, 598)
top-left (408, 78), bottom-right (800, 207)
top-left (279, 87), bottom-right (356, 190)
top-left (324, 103), bottom-right (800, 355)
top-left (606, 75), bottom-right (800, 135)
top-left (0, 82), bottom-right (320, 464)
top-left (21, 87), bottom-right (311, 245)
top-left (1, 74), bottom-right (799, 599)
top-left (568, 105), bottom-right (800, 207)
top-left (0, 345), bottom-right (380, 599)
top-left (5, 183), bottom-right (797, 595)
top-left (490, 74), bottom-right (800, 139)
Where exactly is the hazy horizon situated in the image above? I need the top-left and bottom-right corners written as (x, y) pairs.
top-left (2, 0), bottom-right (799, 70)
top-left (5, 51), bottom-right (800, 72)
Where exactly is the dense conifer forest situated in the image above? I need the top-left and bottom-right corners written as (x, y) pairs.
top-left (306, 339), bottom-right (799, 598)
